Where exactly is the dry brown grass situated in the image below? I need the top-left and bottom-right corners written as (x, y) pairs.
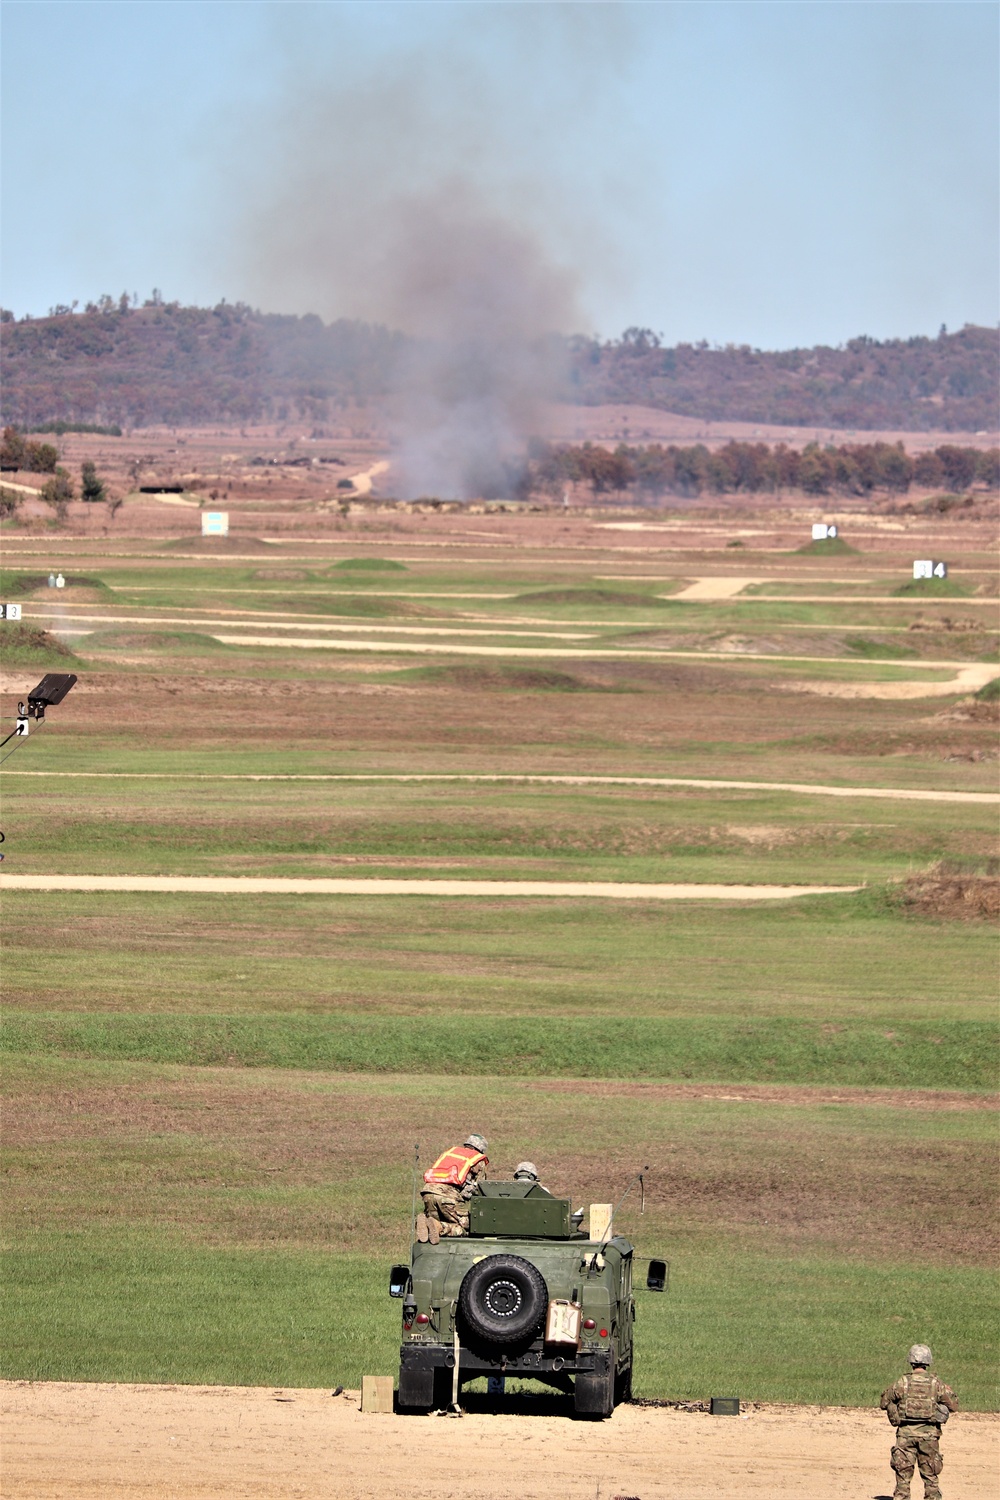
top-left (4, 1065), bottom-right (995, 1265)
top-left (898, 864), bottom-right (1000, 920)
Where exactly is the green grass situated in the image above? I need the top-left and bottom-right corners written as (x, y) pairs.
top-left (4, 773), bottom-right (994, 883)
top-left (843, 635), bottom-right (918, 660)
top-left (976, 676), bottom-right (1000, 701)
top-left (3, 1233), bottom-right (994, 1406)
top-left (391, 664), bottom-right (609, 692)
top-left (5, 1013), bottom-right (995, 1088)
top-left (3, 1059), bottom-right (995, 1403)
top-left (516, 588), bottom-right (681, 608)
top-left (0, 622), bottom-right (81, 666)
top-left (1, 541), bottom-right (996, 1410)
top-left (2, 889), bottom-right (996, 1023)
top-left (0, 569), bottom-right (113, 598)
top-left (85, 629), bottom-right (236, 655)
top-left (795, 537), bottom-right (858, 555)
top-left (894, 576), bottom-right (969, 598)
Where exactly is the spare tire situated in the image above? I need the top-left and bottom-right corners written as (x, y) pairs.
top-left (458, 1254), bottom-right (548, 1346)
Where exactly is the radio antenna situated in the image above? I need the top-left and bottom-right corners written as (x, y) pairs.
top-left (592, 1164), bottom-right (650, 1264)
top-left (410, 1143), bottom-right (420, 1246)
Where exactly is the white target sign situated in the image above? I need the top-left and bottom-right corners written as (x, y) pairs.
top-left (811, 523), bottom-right (838, 540)
top-left (913, 561), bottom-right (948, 579)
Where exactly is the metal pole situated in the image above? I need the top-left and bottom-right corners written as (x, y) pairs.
top-left (410, 1143), bottom-right (419, 1246)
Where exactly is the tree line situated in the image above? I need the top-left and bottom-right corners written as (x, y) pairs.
top-left (1, 300), bottom-right (995, 433)
top-left (0, 425), bottom-right (110, 520)
top-left (567, 324), bottom-right (998, 433)
top-left (529, 439), bottom-right (999, 499)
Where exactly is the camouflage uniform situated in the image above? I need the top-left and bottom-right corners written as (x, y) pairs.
top-left (880, 1368), bottom-right (958, 1500)
top-left (421, 1181), bottom-right (476, 1237)
top-left (420, 1154), bottom-right (487, 1238)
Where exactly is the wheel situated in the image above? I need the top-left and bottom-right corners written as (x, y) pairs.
top-left (457, 1254), bottom-right (548, 1346)
top-left (614, 1362), bottom-right (633, 1405)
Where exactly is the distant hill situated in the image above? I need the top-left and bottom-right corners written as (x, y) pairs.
top-left (0, 303), bottom-right (403, 430)
top-left (568, 326), bottom-right (998, 433)
top-left (1, 302), bottom-right (995, 432)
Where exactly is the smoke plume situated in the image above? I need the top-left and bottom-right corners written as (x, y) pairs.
top-left (226, 10), bottom-right (616, 498)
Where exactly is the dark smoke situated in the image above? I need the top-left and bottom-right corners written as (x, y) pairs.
top-left (380, 185), bottom-right (576, 498)
top-left (226, 12), bottom-right (614, 498)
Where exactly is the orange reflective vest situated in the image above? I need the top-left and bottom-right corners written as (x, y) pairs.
top-left (423, 1146), bottom-right (488, 1187)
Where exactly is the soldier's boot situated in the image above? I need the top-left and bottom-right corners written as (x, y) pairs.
top-left (415, 1213), bottom-right (430, 1243)
top-left (426, 1217), bottom-right (441, 1244)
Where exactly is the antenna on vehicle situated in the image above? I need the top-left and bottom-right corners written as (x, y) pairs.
top-left (410, 1143), bottom-right (420, 1245)
top-left (590, 1164), bottom-right (650, 1270)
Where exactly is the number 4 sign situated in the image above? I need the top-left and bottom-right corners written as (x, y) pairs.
top-left (913, 561), bottom-right (948, 579)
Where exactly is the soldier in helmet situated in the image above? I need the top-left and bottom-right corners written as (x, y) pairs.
top-left (416, 1134), bottom-right (489, 1244)
top-left (880, 1344), bottom-right (958, 1500)
top-left (513, 1161), bottom-right (550, 1193)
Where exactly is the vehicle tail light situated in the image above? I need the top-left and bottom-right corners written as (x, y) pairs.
top-left (582, 1319), bottom-right (596, 1330)
top-left (599, 1328), bottom-right (609, 1338)
top-left (415, 1313), bottom-right (429, 1325)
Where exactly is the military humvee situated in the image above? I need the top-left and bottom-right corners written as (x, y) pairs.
top-left (389, 1180), bottom-right (666, 1418)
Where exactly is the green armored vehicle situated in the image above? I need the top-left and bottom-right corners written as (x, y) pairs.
top-left (389, 1180), bottom-right (666, 1418)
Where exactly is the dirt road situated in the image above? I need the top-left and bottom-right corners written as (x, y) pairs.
top-left (202, 633), bottom-right (996, 697)
top-left (4, 768), bottom-right (995, 803)
top-left (0, 875), bottom-right (860, 899)
top-left (3, 1382), bottom-right (996, 1500)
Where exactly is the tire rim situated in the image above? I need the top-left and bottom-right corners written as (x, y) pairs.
top-left (484, 1279), bottom-right (523, 1319)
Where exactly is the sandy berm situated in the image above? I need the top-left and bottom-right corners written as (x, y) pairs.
top-left (3, 1381), bottom-right (998, 1499)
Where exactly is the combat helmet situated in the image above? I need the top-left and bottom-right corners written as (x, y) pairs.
top-left (908, 1345), bottom-right (933, 1367)
top-left (464, 1133), bottom-right (488, 1154)
top-left (513, 1161), bottom-right (539, 1180)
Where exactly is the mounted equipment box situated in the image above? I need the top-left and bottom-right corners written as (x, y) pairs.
top-left (469, 1192), bottom-right (574, 1239)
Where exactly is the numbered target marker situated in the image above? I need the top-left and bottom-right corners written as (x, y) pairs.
top-left (811, 523), bottom-right (838, 540)
top-left (0, 603), bottom-right (22, 620)
top-left (913, 560), bottom-right (948, 579)
top-left (202, 511), bottom-right (229, 536)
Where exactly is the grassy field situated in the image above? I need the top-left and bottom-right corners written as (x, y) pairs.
top-left (1, 525), bottom-right (997, 1408)
top-left (3, 1061), bottom-right (996, 1405)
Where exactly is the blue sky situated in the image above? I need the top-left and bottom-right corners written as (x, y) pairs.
top-left (2, 1), bottom-right (997, 347)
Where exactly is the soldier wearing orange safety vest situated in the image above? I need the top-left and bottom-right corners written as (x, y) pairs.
top-left (416, 1134), bottom-right (489, 1244)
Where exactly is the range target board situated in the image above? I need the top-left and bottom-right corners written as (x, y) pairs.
top-left (811, 523), bottom-right (838, 540)
top-left (0, 603), bottom-right (22, 619)
top-left (913, 560), bottom-right (948, 579)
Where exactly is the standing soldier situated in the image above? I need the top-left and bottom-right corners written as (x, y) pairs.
top-left (416, 1134), bottom-right (489, 1244)
top-left (880, 1344), bottom-right (958, 1500)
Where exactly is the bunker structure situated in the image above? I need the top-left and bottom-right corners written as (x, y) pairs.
top-left (389, 1179), bottom-right (666, 1419)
